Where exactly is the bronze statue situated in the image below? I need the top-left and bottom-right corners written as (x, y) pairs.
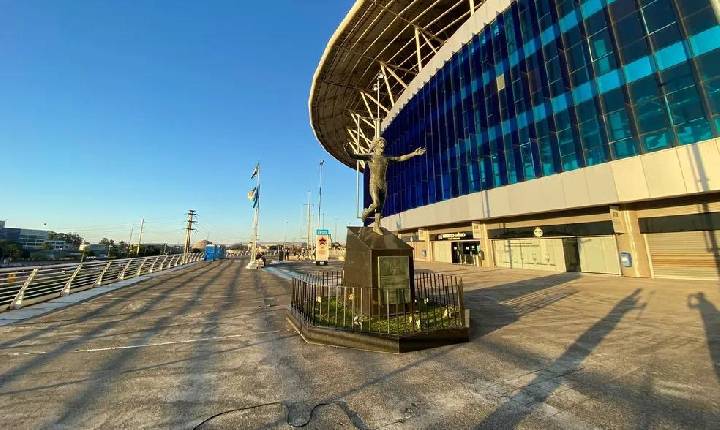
top-left (346, 137), bottom-right (426, 234)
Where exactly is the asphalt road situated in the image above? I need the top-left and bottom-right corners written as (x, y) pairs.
top-left (1, 258), bottom-right (718, 429)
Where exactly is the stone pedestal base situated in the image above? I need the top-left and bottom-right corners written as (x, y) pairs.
top-left (343, 226), bottom-right (414, 314)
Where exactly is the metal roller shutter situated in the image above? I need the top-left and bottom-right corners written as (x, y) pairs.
top-left (646, 231), bottom-right (720, 280)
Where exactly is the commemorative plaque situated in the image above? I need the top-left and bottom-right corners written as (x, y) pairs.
top-left (377, 255), bottom-right (410, 304)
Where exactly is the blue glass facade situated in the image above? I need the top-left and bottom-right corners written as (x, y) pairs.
top-left (378, 0), bottom-right (720, 218)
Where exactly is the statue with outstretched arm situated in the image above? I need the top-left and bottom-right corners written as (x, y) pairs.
top-left (345, 137), bottom-right (426, 234)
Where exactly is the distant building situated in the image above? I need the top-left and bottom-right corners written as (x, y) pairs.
top-left (79, 243), bottom-right (109, 257)
top-left (0, 228), bottom-right (50, 250)
top-left (192, 239), bottom-right (212, 251)
top-left (0, 224), bottom-right (77, 251)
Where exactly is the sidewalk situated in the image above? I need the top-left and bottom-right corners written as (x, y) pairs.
top-left (269, 259), bottom-right (720, 428)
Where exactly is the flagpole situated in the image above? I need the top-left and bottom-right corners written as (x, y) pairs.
top-left (247, 163), bottom-right (260, 268)
top-left (255, 164), bottom-right (260, 259)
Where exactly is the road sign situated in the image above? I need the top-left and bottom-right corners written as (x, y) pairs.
top-left (315, 233), bottom-right (330, 264)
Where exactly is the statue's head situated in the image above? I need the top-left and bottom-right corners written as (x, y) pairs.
top-left (371, 137), bottom-right (386, 155)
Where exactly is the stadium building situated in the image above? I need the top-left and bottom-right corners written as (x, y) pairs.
top-left (310, 0), bottom-right (720, 280)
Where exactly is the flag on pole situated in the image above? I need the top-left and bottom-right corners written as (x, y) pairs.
top-left (250, 163), bottom-right (259, 179)
top-left (248, 186), bottom-right (259, 207)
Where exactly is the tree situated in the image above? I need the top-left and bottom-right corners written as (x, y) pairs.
top-left (0, 240), bottom-right (22, 260)
top-left (49, 232), bottom-right (84, 248)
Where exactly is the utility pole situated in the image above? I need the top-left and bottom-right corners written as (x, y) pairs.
top-left (136, 218), bottom-right (144, 256)
top-left (128, 226), bottom-right (134, 256)
top-left (183, 210), bottom-right (197, 257)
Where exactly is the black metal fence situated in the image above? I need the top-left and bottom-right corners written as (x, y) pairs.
top-left (290, 271), bottom-right (465, 336)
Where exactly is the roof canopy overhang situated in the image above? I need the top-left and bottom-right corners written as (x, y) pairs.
top-left (309, 0), bottom-right (477, 167)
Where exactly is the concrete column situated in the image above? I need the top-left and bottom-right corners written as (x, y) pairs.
top-left (419, 228), bottom-right (433, 262)
top-left (473, 222), bottom-right (495, 268)
top-left (611, 206), bottom-right (652, 278)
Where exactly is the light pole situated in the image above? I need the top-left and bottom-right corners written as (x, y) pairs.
top-left (334, 217), bottom-right (338, 244)
top-left (372, 72), bottom-right (384, 138)
top-left (318, 160), bottom-right (324, 230)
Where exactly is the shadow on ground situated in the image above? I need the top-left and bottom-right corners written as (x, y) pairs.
top-left (474, 288), bottom-right (645, 429)
top-left (464, 272), bottom-right (581, 337)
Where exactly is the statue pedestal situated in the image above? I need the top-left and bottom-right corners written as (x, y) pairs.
top-left (343, 227), bottom-right (414, 314)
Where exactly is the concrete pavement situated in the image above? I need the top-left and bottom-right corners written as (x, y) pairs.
top-left (0, 258), bottom-right (718, 429)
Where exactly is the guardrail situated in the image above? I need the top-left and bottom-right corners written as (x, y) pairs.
top-left (0, 253), bottom-right (204, 312)
top-left (290, 271), bottom-right (465, 336)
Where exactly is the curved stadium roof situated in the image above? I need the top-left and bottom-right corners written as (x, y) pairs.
top-left (309, 0), bottom-right (478, 167)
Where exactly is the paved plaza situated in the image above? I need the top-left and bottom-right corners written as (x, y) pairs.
top-left (0, 258), bottom-right (718, 429)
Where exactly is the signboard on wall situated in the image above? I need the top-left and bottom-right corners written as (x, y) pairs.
top-left (472, 223), bottom-right (483, 239)
top-left (610, 206), bottom-right (625, 234)
top-left (435, 231), bottom-right (472, 240)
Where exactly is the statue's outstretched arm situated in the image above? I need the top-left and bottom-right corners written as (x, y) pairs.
top-left (389, 147), bottom-right (426, 162)
top-left (344, 143), bottom-right (372, 161)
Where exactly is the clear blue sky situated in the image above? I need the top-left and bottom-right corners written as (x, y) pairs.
top-left (1, 0), bottom-right (359, 244)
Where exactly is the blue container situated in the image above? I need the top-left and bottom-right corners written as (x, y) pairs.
top-left (204, 244), bottom-right (226, 261)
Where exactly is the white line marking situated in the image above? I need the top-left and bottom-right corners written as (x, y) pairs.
top-left (2, 330), bottom-right (284, 355)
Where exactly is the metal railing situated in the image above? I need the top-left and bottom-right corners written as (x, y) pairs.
top-left (0, 253), bottom-right (204, 311)
top-left (290, 271), bottom-right (465, 336)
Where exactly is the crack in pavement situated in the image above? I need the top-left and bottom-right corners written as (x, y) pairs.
top-left (191, 398), bottom-right (381, 429)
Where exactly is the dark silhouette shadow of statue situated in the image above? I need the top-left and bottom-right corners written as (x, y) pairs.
top-left (475, 288), bottom-right (645, 429)
top-left (688, 292), bottom-right (720, 382)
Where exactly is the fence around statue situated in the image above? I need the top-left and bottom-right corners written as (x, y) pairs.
top-left (290, 271), bottom-right (466, 337)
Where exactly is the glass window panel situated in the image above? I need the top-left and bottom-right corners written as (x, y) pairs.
top-left (694, 49), bottom-right (720, 81)
top-left (609, 0), bottom-right (638, 21)
top-left (640, 129), bottom-right (673, 151)
top-left (635, 98), bottom-right (671, 133)
top-left (611, 137), bottom-right (638, 158)
top-left (620, 38), bottom-right (651, 63)
top-left (689, 26), bottom-right (720, 57)
top-left (704, 76), bottom-right (720, 115)
top-left (615, 12), bottom-right (646, 47)
top-left (642, 0), bottom-right (677, 33)
top-left (589, 29), bottom-right (613, 59)
top-left (654, 41), bottom-right (688, 70)
top-left (605, 110), bottom-right (633, 140)
top-left (628, 76), bottom-right (660, 103)
top-left (624, 56), bottom-right (654, 83)
top-left (683, 7), bottom-right (718, 35)
top-left (675, 118), bottom-right (713, 144)
top-left (676, 2), bottom-right (710, 18)
top-left (579, 120), bottom-right (608, 165)
top-left (666, 86), bottom-right (706, 124)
